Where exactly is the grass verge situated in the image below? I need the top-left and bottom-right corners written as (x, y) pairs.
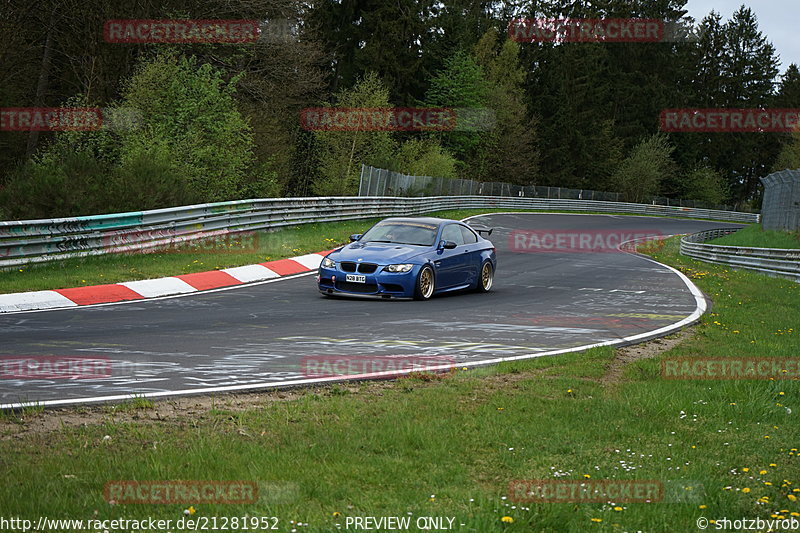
top-left (1, 208), bottom-right (744, 294)
top-left (708, 224), bottom-right (800, 249)
top-left (1, 237), bottom-right (798, 531)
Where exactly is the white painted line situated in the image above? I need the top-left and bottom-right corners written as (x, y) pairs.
top-left (120, 277), bottom-right (197, 298)
top-left (222, 264), bottom-right (280, 283)
top-left (291, 253), bottom-right (324, 270)
top-left (0, 290), bottom-right (78, 313)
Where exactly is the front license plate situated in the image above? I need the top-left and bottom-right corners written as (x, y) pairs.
top-left (346, 274), bottom-right (366, 283)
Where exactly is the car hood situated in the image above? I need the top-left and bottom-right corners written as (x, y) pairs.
top-left (330, 241), bottom-right (431, 264)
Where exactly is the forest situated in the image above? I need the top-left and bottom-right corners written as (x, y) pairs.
top-left (1, 0), bottom-right (798, 219)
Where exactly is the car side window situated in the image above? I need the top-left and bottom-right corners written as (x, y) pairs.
top-left (460, 225), bottom-right (478, 244)
top-left (441, 224), bottom-right (466, 246)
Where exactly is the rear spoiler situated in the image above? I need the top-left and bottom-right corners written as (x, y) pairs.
top-left (468, 223), bottom-right (493, 236)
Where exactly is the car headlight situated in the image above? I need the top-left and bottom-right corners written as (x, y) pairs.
top-left (321, 257), bottom-right (335, 269)
top-left (384, 263), bottom-right (413, 273)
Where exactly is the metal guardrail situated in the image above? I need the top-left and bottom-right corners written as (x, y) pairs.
top-left (680, 228), bottom-right (800, 282)
top-left (0, 196), bottom-right (760, 268)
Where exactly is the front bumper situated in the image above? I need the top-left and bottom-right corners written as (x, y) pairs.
top-left (317, 264), bottom-right (420, 298)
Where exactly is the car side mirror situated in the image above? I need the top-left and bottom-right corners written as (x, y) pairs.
top-left (440, 240), bottom-right (457, 250)
top-left (350, 234), bottom-right (362, 242)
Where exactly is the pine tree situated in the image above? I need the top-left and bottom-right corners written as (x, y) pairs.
top-left (424, 49), bottom-right (491, 178)
top-left (474, 29), bottom-right (538, 185)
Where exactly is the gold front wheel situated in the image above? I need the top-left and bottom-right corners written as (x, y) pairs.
top-left (415, 266), bottom-right (435, 300)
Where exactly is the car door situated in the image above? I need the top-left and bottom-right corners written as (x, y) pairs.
top-left (459, 224), bottom-right (481, 285)
top-left (434, 224), bottom-right (468, 288)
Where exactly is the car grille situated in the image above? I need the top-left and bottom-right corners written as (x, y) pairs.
top-left (341, 262), bottom-right (378, 274)
top-left (336, 281), bottom-right (378, 293)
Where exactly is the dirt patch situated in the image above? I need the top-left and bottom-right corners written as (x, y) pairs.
top-left (0, 382), bottom-right (392, 441)
top-left (602, 327), bottom-right (695, 384)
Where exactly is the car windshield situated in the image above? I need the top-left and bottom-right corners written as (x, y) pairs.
top-left (360, 222), bottom-right (439, 246)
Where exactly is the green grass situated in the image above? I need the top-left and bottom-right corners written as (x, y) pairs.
top-left (708, 224), bottom-right (800, 249)
top-left (1, 208), bottom-right (749, 294)
top-left (2, 236), bottom-right (799, 531)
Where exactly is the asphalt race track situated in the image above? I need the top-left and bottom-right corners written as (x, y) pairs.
top-left (0, 213), bottom-right (744, 408)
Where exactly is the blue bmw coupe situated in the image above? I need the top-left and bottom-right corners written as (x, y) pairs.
top-left (317, 217), bottom-right (497, 300)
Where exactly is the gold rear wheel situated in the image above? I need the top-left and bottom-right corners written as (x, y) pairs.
top-left (478, 262), bottom-right (493, 292)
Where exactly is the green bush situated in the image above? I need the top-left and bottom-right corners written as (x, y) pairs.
top-left (389, 138), bottom-right (458, 179)
top-left (1, 151), bottom-right (112, 219)
top-left (0, 52), bottom-right (269, 220)
top-left (119, 52), bottom-right (256, 202)
top-left (612, 133), bottom-right (676, 203)
top-left (681, 166), bottom-right (728, 205)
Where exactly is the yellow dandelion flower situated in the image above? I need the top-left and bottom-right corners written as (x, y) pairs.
top-left (613, 506), bottom-right (623, 512)
top-left (333, 512), bottom-right (342, 518)
top-left (742, 488), bottom-right (751, 493)
top-left (742, 468), bottom-right (749, 472)
top-left (770, 463), bottom-right (777, 467)
top-left (760, 470), bottom-right (768, 475)
top-left (590, 518), bottom-right (602, 523)
top-left (699, 505), bottom-right (707, 509)
top-left (584, 474), bottom-right (591, 479)
top-left (501, 516), bottom-right (514, 524)
top-left (789, 494), bottom-right (798, 502)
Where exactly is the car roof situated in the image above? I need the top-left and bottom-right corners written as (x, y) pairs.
top-left (379, 217), bottom-right (459, 226)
